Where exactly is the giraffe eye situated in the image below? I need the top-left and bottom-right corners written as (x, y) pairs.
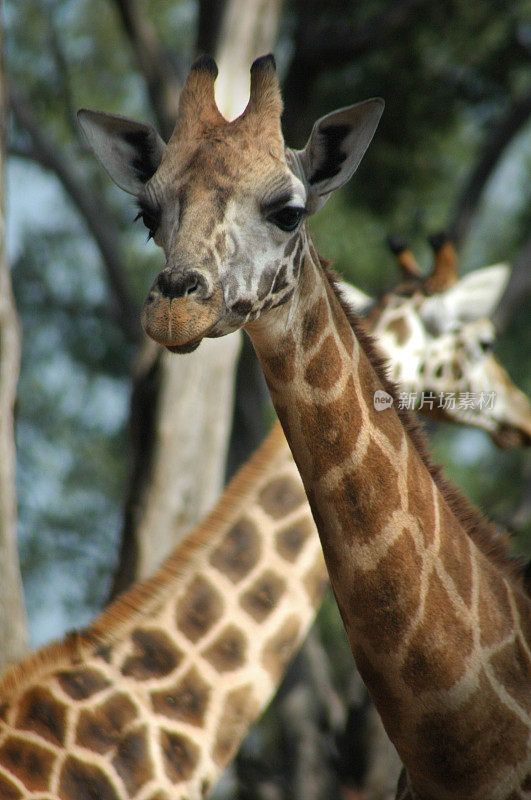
top-left (134, 200), bottom-right (161, 240)
top-left (479, 339), bottom-right (493, 353)
top-left (268, 206), bottom-right (305, 232)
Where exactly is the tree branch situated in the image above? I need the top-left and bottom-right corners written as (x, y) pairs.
top-left (111, 0), bottom-right (181, 138)
top-left (449, 92), bottom-right (531, 247)
top-left (10, 83), bottom-right (142, 343)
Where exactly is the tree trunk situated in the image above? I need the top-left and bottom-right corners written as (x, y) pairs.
top-left (0, 23), bottom-right (29, 670)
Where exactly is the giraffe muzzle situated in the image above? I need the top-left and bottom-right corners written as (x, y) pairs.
top-left (141, 268), bottom-right (224, 352)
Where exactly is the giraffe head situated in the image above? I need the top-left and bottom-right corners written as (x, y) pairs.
top-left (350, 235), bottom-right (531, 447)
top-left (78, 54), bottom-right (383, 352)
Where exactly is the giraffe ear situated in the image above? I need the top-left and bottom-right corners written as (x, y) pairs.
top-left (290, 99), bottom-right (384, 214)
top-left (77, 109), bottom-right (166, 195)
top-left (420, 264), bottom-right (511, 333)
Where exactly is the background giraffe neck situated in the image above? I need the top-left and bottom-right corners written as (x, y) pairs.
top-left (246, 239), bottom-right (531, 800)
top-left (0, 423), bottom-right (327, 800)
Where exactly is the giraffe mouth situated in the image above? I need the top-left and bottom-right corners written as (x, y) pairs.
top-left (165, 339), bottom-right (203, 354)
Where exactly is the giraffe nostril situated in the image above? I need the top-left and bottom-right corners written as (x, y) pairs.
top-left (156, 269), bottom-right (208, 300)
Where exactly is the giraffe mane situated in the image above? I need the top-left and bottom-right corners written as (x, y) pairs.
top-left (321, 256), bottom-right (529, 594)
top-left (0, 422), bottom-right (289, 697)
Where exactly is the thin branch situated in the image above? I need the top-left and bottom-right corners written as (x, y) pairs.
top-left (111, 0), bottom-right (181, 138)
top-left (10, 82), bottom-right (142, 344)
top-left (43, 0), bottom-right (78, 136)
top-left (449, 92), bottom-right (531, 247)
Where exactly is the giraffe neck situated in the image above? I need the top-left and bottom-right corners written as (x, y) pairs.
top-left (0, 425), bottom-right (327, 800)
top-left (246, 236), bottom-right (531, 800)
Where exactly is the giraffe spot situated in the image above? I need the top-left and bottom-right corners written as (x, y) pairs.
top-left (299, 375), bottom-right (362, 482)
top-left (111, 726), bottom-right (153, 796)
top-left (262, 332), bottom-right (296, 383)
top-left (451, 361), bottom-right (463, 380)
top-left (160, 730), bottom-right (199, 783)
top-left (56, 666), bottom-right (110, 700)
top-left (438, 506), bottom-right (473, 606)
top-left (348, 530), bottom-right (422, 653)
top-left (478, 561), bottom-right (514, 649)
top-left (0, 772), bottom-right (22, 799)
top-left (270, 263), bottom-right (288, 294)
top-left (275, 515), bottom-right (314, 561)
top-left (283, 235), bottom-right (298, 258)
top-left (0, 737), bottom-right (56, 793)
top-left (214, 229), bottom-right (226, 256)
top-left (59, 756), bottom-right (119, 800)
top-left (301, 297), bottom-right (329, 351)
top-left (15, 686), bottom-right (67, 746)
top-left (292, 240), bottom-right (303, 278)
top-left (0, 701), bottom-right (9, 721)
top-left (303, 551), bottom-right (329, 608)
top-left (201, 779), bottom-right (211, 797)
top-left (261, 614), bottom-right (302, 682)
top-left (203, 624), bottom-right (246, 672)
top-left (209, 517), bottom-right (261, 583)
top-left (76, 693), bottom-right (137, 754)
top-left (257, 264), bottom-right (277, 299)
top-left (240, 570), bottom-right (286, 621)
top-left (147, 793), bottom-right (171, 800)
top-left (490, 635), bottom-right (530, 710)
top-left (151, 666), bottom-right (211, 726)
top-left (325, 440), bottom-right (401, 545)
top-left (386, 315), bottom-right (411, 346)
top-left (361, 357), bottom-right (404, 452)
top-left (414, 670), bottom-right (529, 794)
top-left (407, 446), bottom-right (435, 547)
top-left (402, 569), bottom-right (474, 693)
top-left (259, 476), bottom-right (306, 519)
top-left (176, 575), bottom-right (224, 643)
top-left (213, 685), bottom-right (260, 767)
top-left (122, 628), bottom-right (182, 679)
top-left (230, 298), bottom-right (253, 316)
top-left (304, 333), bottom-right (342, 390)
top-left (353, 644), bottom-right (404, 743)
top-left (94, 644), bottom-right (112, 663)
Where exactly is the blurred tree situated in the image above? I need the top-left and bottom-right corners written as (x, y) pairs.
top-left (0, 16), bottom-right (28, 671)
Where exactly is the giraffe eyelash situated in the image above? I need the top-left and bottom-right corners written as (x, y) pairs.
top-left (134, 200), bottom-right (161, 241)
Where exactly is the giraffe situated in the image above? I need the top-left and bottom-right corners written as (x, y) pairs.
top-left (74, 55), bottom-right (530, 799)
top-left (0, 424), bottom-right (331, 800)
top-left (347, 233), bottom-right (531, 449)
top-left (1, 259), bottom-right (529, 798)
